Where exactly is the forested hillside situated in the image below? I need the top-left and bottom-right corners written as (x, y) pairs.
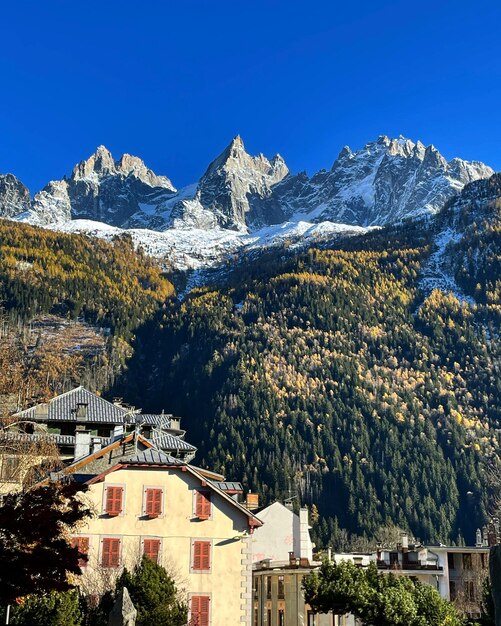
top-left (0, 177), bottom-right (500, 549)
top-left (0, 220), bottom-right (175, 406)
top-left (113, 191), bottom-right (501, 547)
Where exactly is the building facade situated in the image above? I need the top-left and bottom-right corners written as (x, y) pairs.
top-left (251, 502), bottom-right (343, 626)
top-left (71, 446), bottom-right (262, 626)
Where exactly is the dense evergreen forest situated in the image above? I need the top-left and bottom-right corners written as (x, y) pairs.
top-left (0, 175), bottom-right (500, 549)
top-left (114, 187), bottom-right (501, 548)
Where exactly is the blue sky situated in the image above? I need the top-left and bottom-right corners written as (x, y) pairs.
top-left (0, 0), bottom-right (500, 192)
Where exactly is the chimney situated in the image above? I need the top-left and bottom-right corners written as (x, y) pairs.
top-left (74, 431), bottom-right (91, 460)
top-left (401, 533), bottom-right (409, 550)
top-left (299, 507), bottom-right (312, 561)
top-left (245, 492), bottom-right (259, 511)
top-left (476, 528), bottom-right (482, 548)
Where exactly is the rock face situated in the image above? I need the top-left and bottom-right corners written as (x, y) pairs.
top-left (0, 174), bottom-right (31, 218)
top-left (168, 136), bottom-right (289, 231)
top-left (259, 135), bottom-right (494, 226)
top-left (30, 145), bottom-right (177, 227)
top-left (108, 586), bottom-right (137, 626)
top-left (490, 546), bottom-right (501, 626)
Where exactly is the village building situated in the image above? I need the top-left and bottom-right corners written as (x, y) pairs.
top-left (251, 502), bottom-right (340, 626)
top-left (334, 536), bottom-right (491, 621)
top-left (0, 386), bottom-right (195, 494)
top-left (50, 430), bottom-right (263, 626)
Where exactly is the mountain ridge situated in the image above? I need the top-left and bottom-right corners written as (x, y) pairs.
top-left (0, 135), bottom-right (494, 270)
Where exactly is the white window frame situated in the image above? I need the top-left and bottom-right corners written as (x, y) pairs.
top-left (188, 592), bottom-right (212, 626)
top-left (192, 489), bottom-right (213, 521)
top-left (141, 535), bottom-right (163, 564)
top-left (99, 535), bottom-right (123, 569)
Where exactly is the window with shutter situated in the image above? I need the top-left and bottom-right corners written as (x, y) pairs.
top-left (143, 538), bottom-right (161, 563)
top-left (195, 491), bottom-right (211, 520)
top-left (101, 538), bottom-right (121, 568)
top-left (192, 541), bottom-right (211, 571)
top-left (190, 595), bottom-right (210, 626)
top-left (71, 536), bottom-right (90, 568)
top-left (105, 486), bottom-right (123, 516)
top-left (145, 488), bottom-right (163, 518)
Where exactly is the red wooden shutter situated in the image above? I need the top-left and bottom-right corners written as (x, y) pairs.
top-left (191, 595), bottom-right (210, 626)
top-left (193, 541), bottom-right (211, 570)
top-left (145, 488), bottom-right (162, 517)
top-left (71, 537), bottom-right (89, 567)
top-left (105, 487), bottom-right (123, 516)
top-left (72, 536), bottom-right (90, 568)
top-left (143, 539), bottom-right (160, 563)
top-left (196, 491), bottom-right (211, 519)
top-left (101, 538), bottom-right (120, 568)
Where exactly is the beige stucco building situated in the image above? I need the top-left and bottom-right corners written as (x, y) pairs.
top-left (62, 436), bottom-right (262, 626)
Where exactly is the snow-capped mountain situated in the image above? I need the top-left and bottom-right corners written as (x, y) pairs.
top-left (258, 135), bottom-right (493, 226)
top-left (25, 145), bottom-right (177, 227)
top-left (420, 172), bottom-right (501, 301)
top-left (0, 135), bottom-right (494, 270)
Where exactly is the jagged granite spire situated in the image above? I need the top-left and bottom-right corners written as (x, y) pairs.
top-left (0, 174), bottom-right (31, 218)
top-left (170, 135), bottom-right (289, 231)
top-left (261, 135), bottom-right (494, 227)
top-left (28, 146), bottom-right (176, 227)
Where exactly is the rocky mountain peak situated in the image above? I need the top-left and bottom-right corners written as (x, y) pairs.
top-left (168, 136), bottom-right (290, 231)
top-left (72, 145), bottom-right (115, 180)
top-left (0, 134), bottom-right (495, 270)
top-left (115, 154), bottom-right (176, 191)
top-left (0, 173), bottom-right (31, 218)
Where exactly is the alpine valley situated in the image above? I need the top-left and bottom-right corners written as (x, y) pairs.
top-left (0, 135), bottom-right (500, 549)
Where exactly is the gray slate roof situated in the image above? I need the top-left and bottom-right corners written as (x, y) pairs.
top-left (126, 449), bottom-right (186, 466)
top-left (0, 432), bottom-right (78, 445)
top-left (137, 414), bottom-right (174, 427)
top-left (151, 432), bottom-right (196, 452)
top-left (211, 481), bottom-right (244, 492)
top-left (15, 387), bottom-right (130, 424)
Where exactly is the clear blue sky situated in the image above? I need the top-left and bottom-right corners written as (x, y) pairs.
top-left (0, 0), bottom-right (500, 193)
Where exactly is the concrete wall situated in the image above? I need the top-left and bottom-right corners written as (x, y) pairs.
top-left (251, 502), bottom-right (313, 562)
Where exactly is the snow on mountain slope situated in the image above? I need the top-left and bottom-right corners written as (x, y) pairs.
top-left (48, 217), bottom-right (367, 271)
top-left (0, 135), bottom-right (494, 270)
top-left (261, 136), bottom-right (494, 227)
top-left (419, 173), bottom-right (501, 303)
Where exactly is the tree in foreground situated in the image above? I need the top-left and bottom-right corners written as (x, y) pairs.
top-left (89, 556), bottom-right (187, 626)
top-left (0, 481), bottom-right (91, 604)
top-left (303, 560), bottom-right (466, 626)
top-left (10, 590), bottom-right (84, 626)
